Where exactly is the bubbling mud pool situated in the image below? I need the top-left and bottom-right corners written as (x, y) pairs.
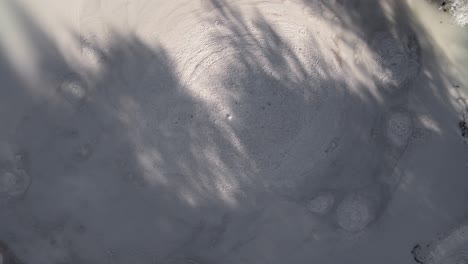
top-left (70, 0), bottom-right (423, 233)
top-left (5, 0), bottom-right (458, 263)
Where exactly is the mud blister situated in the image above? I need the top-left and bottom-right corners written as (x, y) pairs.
top-left (385, 110), bottom-right (413, 147)
top-left (307, 192), bottom-right (335, 215)
top-left (59, 78), bottom-right (87, 106)
top-left (334, 189), bottom-right (382, 232)
top-left (0, 161), bottom-right (30, 200)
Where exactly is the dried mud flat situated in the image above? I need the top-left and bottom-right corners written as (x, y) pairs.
top-left (0, 0), bottom-right (467, 263)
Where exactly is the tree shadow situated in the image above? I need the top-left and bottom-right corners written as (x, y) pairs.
top-left (0, 0), bottom-right (466, 263)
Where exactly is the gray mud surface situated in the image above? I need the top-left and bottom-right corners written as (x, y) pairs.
top-left (0, 0), bottom-right (467, 263)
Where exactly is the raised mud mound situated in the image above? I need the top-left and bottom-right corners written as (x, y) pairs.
top-left (335, 191), bottom-right (381, 232)
top-left (59, 78), bottom-right (88, 107)
top-left (0, 170), bottom-right (29, 198)
top-left (385, 110), bottom-right (414, 147)
top-left (0, 154), bottom-right (30, 202)
top-left (335, 196), bottom-right (373, 232)
top-left (308, 192), bottom-right (335, 214)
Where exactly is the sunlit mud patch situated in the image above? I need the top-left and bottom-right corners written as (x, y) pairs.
top-left (355, 31), bottom-right (420, 89)
top-left (302, 2), bottom-right (326, 21)
top-left (80, 36), bottom-right (106, 69)
top-left (77, 1), bottom-right (112, 69)
top-left (126, 0), bottom-right (413, 209)
top-left (302, 1), bottom-right (339, 23)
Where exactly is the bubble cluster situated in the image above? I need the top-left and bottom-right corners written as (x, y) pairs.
top-left (81, 44), bottom-right (104, 67)
top-left (307, 193), bottom-right (335, 214)
top-left (385, 111), bottom-right (413, 147)
top-left (59, 79), bottom-right (87, 105)
top-left (335, 194), bottom-right (376, 232)
top-left (0, 168), bottom-right (30, 198)
top-left (74, 143), bottom-right (94, 161)
top-left (299, 28), bottom-right (307, 36)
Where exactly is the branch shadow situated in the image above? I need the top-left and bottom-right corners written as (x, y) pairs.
top-left (0, 0), bottom-right (466, 263)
